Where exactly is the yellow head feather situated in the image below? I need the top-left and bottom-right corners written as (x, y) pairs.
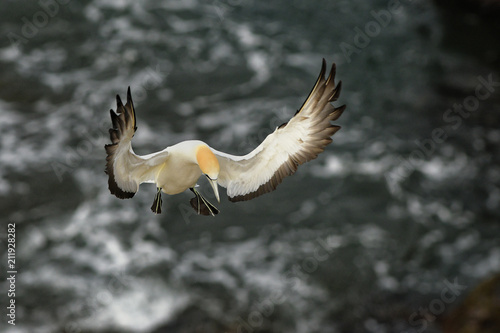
top-left (196, 145), bottom-right (220, 178)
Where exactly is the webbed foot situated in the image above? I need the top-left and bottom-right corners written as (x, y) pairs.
top-left (189, 187), bottom-right (219, 216)
top-left (151, 187), bottom-right (163, 214)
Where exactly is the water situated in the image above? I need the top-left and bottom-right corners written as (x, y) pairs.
top-left (1, 0), bottom-right (499, 332)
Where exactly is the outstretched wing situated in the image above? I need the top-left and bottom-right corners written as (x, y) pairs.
top-left (212, 59), bottom-right (346, 202)
top-left (105, 87), bottom-right (169, 199)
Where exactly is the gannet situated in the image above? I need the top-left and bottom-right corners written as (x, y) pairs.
top-left (105, 59), bottom-right (346, 216)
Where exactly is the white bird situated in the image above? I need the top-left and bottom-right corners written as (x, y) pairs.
top-left (105, 59), bottom-right (346, 215)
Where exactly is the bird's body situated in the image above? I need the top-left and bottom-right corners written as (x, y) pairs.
top-left (105, 59), bottom-right (346, 215)
top-left (152, 141), bottom-right (209, 195)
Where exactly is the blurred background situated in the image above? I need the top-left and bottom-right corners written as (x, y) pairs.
top-left (1, 0), bottom-right (499, 332)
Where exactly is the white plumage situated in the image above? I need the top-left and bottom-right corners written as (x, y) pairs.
top-left (105, 59), bottom-right (345, 215)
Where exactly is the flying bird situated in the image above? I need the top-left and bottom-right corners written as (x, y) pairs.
top-left (105, 59), bottom-right (346, 216)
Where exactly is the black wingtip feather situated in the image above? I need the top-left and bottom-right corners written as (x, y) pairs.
top-left (125, 87), bottom-right (137, 132)
top-left (330, 80), bottom-right (342, 102)
top-left (295, 59), bottom-right (330, 117)
top-left (116, 94), bottom-right (123, 108)
top-left (110, 109), bottom-right (119, 129)
top-left (320, 58), bottom-right (327, 80)
top-left (330, 105), bottom-right (346, 121)
top-left (326, 63), bottom-right (337, 86)
top-left (321, 58), bottom-right (327, 73)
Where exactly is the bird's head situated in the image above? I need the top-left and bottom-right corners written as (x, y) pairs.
top-left (195, 144), bottom-right (220, 202)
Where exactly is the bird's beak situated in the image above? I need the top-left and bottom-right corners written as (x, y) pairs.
top-left (209, 178), bottom-right (220, 203)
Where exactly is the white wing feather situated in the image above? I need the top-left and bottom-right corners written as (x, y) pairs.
top-left (105, 88), bottom-right (169, 199)
top-left (212, 60), bottom-right (345, 202)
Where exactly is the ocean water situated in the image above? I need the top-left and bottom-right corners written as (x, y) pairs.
top-left (0, 0), bottom-right (499, 332)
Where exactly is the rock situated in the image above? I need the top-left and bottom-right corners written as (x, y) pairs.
top-left (442, 273), bottom-right (500, 333)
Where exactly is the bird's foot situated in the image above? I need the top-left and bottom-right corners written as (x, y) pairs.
top-left (151, 187), bottom-right (163, 214)
top-left (189, 187), bottom-right (219, 216)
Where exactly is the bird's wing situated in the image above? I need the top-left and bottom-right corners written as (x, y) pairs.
top-left (212, 59), bottom-right (345, 202)
top-left (105, 87), bottom-right (169, 199)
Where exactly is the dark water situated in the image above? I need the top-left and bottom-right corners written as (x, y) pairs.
top-left (1, 0), bottom-right (499, 332)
